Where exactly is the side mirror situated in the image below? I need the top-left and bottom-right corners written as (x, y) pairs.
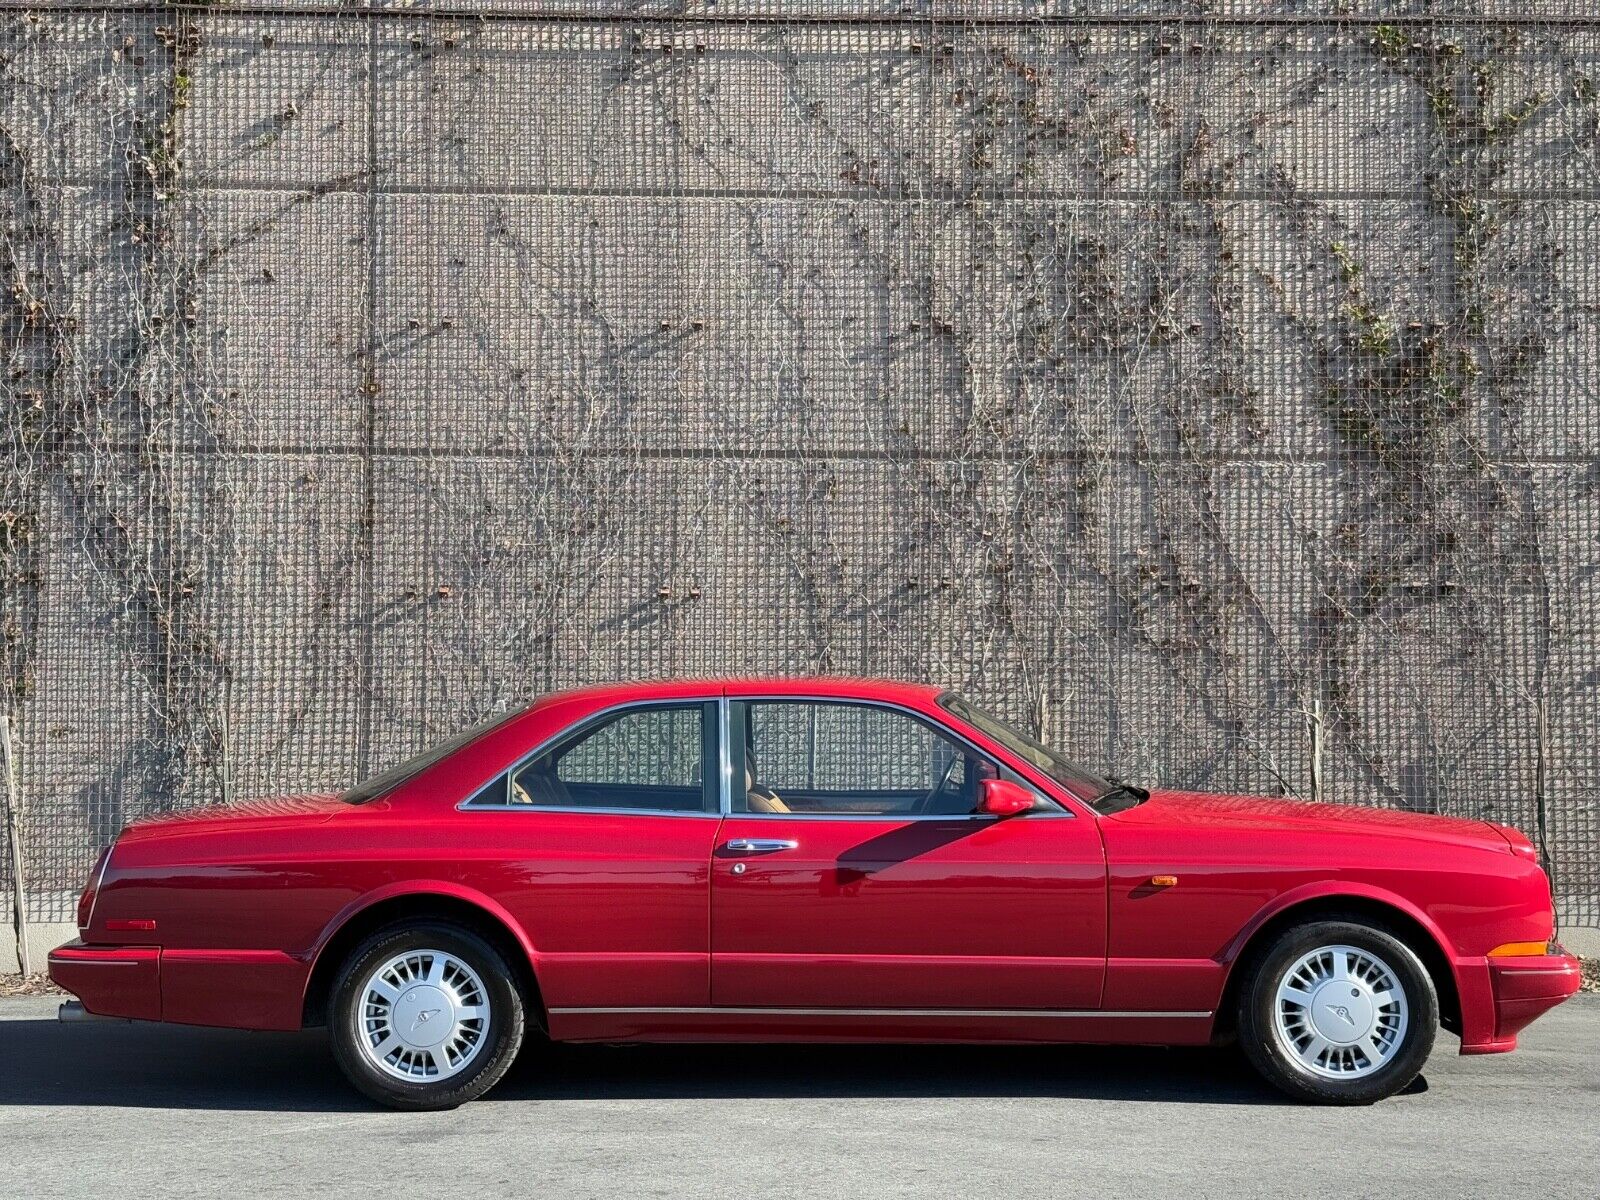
top-left (979, 779), bottom-right (1037, 817)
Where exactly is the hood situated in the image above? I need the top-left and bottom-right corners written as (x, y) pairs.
top-left (1107, 788), bottom-right (1517, 855)
top-left (117, 793), bottom-right (344, 842)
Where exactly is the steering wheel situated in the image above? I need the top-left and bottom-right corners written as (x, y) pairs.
top-left (914, 752), bottom-right (963, 814)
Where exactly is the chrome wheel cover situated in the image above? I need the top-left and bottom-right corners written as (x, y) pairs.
top-left (1272, 944), bottom-right (1408, 1080)
top-left (356, 949), bottom-right (490, 1083)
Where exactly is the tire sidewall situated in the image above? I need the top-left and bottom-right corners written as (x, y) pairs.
top-left (1240, 919), bottom-right (1438, 1105)
top-left (330, 921), bottom-right (525, 1110)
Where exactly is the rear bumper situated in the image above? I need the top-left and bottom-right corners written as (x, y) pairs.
top-left (48, 939), bottom-right (309, 1030)
top-left (48, 940), bottom-right (161, 1021)
top-left (1459, 950), bottom-right (1583, 1055)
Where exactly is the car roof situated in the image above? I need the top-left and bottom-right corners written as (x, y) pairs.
top-left (530, 677), bottom-right (943, 711)
top-left (724, 678), bottom-right (942, 702)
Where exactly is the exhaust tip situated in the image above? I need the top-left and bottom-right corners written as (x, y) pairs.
top-left (58, 1001), bottom-right (129, 1024)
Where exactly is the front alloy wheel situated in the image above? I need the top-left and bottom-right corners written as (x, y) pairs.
top-left (330, 921), bottom-right (525, 1109)
top-left (1239, 919), bottom-right (1437, 1104)
top-left (1272, 944), bottom-right (1409, 1079)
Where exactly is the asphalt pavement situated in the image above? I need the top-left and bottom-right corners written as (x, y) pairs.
top-left (1, 993), bottom-right (1595, 1198)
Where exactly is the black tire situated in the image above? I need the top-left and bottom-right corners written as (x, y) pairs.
top-left (329, 921), bottom-right (526, 1110)
top-left (1237, 918), bottom-right (1438, 1105)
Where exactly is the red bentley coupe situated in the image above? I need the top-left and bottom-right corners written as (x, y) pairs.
top-left (51, 679), bottom-right (1580, 1109)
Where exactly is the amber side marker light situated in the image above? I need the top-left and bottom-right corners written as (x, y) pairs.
top-left (1487, 941), bottom-right (1552, 957)
top-left (1150, 875), bottom-right (1179, 888)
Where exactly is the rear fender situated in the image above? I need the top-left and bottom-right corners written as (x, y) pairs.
top-left (301, 880), bottom-right (542, 1024)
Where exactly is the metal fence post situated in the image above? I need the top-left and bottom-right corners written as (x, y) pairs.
top-left (1, 715), bottom-right (29, 976)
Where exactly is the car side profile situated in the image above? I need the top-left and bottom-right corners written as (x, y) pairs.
top-left (50, 679), bottom-right (1581, 1109)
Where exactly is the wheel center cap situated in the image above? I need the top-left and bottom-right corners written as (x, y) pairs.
top-left (1309, 980), bottom-right (1375, 1044)
top-left (393, 984), bottom-right (455, 1049)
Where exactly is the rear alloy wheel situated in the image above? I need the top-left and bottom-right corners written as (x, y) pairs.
top-left (1239, 919), bottom-right (1437, 1104)
top-left (330, 921), bottom-right (525, 1110)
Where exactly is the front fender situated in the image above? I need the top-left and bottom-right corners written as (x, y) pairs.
top-left (1215, 881), bottom-right (1474, 1040)
top-left (1219, 880), bottom-right (1457, 972)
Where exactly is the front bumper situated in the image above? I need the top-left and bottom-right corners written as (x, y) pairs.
top-left (1460, 949), bottom-right (1583, 1055)
top-left (48, 940), bottom-right (161, 1022)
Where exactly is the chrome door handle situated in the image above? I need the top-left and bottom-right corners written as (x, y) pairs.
top-left (723, 838), bottom-right (798, 855)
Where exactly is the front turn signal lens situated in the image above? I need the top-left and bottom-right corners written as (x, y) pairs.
top-left (1488, 941), bottom-right (1551, 958)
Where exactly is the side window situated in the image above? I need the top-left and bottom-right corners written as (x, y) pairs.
top-left (500, 703), bottom-right (713, 813)
top-left (737, 701), bottom-right (996, 817)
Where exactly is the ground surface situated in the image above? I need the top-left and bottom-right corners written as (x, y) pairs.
top-left (0, 974), bottom-right (63, 998)
top-left (1, 995), bottom-right (1595, 1199)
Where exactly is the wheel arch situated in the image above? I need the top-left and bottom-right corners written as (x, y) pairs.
top-left (1213, 886), bottom-right (1463, 1042)
top-left (300, 883), bottom-right (545, 1031)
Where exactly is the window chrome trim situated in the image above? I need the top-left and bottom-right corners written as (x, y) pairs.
top-left (717, 694), bottom-right (733, 816)
top-left (80, 842), bottom-right (115, 933)
top-left (453, 691), bottom-right (1074, 820)
top-left (458, 804), bottom-right (722, 820)
top-left (726, 694), bottom-right (1071, 821)
top-left (725, 810), bottom-right (1075, 823)
top-left (455, 695), bottom-right (722, 816)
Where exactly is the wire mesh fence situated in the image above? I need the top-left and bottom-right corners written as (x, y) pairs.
top-left (2, 2), bottom-right (1596, 928)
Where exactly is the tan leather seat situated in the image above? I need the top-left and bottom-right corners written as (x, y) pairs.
top-left (747, 788), bottom-right (790, 814)
top-left (743, 749), bottom-right (790, 813)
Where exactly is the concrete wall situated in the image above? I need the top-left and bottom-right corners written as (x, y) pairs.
top-left (2, 5), bottom-right (1596, 933)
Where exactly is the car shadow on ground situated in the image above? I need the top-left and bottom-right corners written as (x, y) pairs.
top-left (0, 1017), bottom-right (1424, 1112)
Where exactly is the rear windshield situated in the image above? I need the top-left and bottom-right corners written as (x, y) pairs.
top-left (937, 692), bottom-right (1113, 802)
top-left (340, 710), bottom-right (522, 805)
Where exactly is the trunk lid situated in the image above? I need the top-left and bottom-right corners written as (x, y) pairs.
top-left (116, 793), bottom-right (344, 842)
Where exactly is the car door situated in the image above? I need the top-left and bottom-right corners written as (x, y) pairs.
top-left (710, 697), bottom-right (1107, 1011)
top-left (458, 698), bottom-right (722, 1011)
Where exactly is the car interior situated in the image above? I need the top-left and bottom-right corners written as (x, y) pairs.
top-left (736, 703), bottom-right (995, 817)
top-left (481, 699), bottom-right (1004, 817)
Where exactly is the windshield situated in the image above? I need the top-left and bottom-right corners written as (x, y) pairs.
top-left (937, 692), bottom-right (1117, 807)
top-left (340, 710), bottom-right (522, 804)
